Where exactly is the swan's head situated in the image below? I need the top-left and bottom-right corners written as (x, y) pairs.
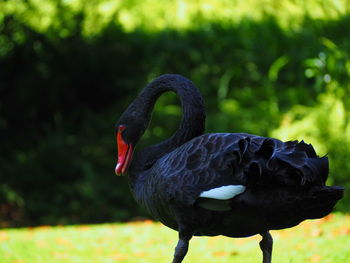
top-left (115, 115), bottom-right (146, 175)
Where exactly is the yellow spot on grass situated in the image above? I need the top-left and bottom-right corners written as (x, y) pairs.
top-left (0, 232), bottom-right (8, 242)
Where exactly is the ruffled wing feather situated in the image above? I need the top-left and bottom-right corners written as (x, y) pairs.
top-left (152, 133), bottom-right (328, 208)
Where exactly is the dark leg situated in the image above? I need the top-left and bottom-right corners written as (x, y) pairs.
top-left (259, 231), bottom-right (273, 263)
top-left (171, 230), bottom-right (192, 263)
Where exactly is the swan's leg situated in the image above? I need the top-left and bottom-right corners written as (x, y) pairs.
top-left (171, 231), bottom-right (192, 263)
top-left (259, 231), bottom-right (273, 263)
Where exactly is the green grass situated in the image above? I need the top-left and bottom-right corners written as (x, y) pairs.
top-left (1, 214), bottom-right (350, 263)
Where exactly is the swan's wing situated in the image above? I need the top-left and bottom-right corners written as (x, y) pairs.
top-left (153, 133), bottom-right (328, 211)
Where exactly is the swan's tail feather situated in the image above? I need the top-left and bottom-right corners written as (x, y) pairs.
top-left (299, 186), bottom-right (344, 219)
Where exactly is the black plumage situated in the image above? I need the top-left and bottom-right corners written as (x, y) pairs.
top-left (115, 74), bottom-right (344, 263)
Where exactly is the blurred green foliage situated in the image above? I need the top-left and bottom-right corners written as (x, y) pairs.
top-left (0, 0), bottom-right (349, 227)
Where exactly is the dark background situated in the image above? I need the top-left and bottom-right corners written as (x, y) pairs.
top-left (1, 0), bottom-right (349, 227)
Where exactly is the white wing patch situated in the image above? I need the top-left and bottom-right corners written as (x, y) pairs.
top-left (199, 185), bottom-right (246, 200)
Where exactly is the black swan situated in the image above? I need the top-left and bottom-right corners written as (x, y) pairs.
top-left (115, 74), bottom-right (344, 263)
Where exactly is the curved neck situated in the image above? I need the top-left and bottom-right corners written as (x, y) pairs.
top-left (128, 74), bottom-right (205, 176)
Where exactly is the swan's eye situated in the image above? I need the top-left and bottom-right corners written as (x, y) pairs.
top-left (118, 125), bottom-right (126, 133)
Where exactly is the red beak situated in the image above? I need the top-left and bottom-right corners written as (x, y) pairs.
top-left (115, 125), bottom-right (133, 175)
